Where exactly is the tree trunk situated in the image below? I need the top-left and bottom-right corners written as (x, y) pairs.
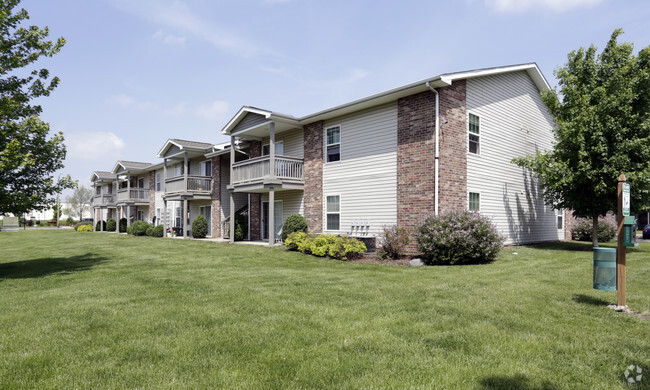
top-left (592, 214), bottom-right (599, 247)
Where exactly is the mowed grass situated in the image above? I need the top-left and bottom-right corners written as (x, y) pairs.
top-left (0, 230), bottom-right (648, 389)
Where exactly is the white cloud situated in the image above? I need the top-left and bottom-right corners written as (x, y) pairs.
top-left (486, 0), bottom-right (603, 13)
top-left (165, 102), bottom-right (189, 116)
top-left (65, 132), bottom-right (126, 160)
top-left (153, 29), bottom-right (187, 46)
top-left (109, 94), bottom-right (159, 110)
top-left (259, 67), bottom-right (370, 88)
top-left (195, 100), bottom-right (230, 121)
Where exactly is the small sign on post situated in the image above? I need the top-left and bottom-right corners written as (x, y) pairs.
top-left (622, 183), bottom-right (630, 217)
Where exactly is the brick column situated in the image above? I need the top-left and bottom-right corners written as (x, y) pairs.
top-left (249, 140), bottom-right (262, 240)
top-left (303, 120), bottom-right (324, 233)
top-left (211, 155), bottom-right (221, 237)
top-left (438, 80), bottom-right (467, 212)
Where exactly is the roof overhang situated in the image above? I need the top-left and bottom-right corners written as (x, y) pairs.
top-left (222, 106), bottom-right (301, 137)
top-left (157, 139), bottom-right (215, 159)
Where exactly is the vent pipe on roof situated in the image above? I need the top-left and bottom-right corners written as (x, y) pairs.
top-left (425, 81), bottom-right (440, 216)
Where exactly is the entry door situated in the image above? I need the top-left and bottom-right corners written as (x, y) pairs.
top-left (199, 206), bottom-right (212, 236)
top-left (262, 201), bottom-right (283, 241)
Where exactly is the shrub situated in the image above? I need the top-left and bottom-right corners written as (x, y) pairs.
top-left (571, 218), bottom-right (617, 242)
top-left (74, 221), bottom-right (92, 231)
top-left (414, 211), bottom-right (504, 265)
top-left (281, 214), bottom-right (308, 241)
top-left (192, 214), bottom-right (209, 238)
top-left (129, 221), bottom-right (151, 236)
top-left (235, 214), bottom-right (247, 241)
top-left (377, 225), bottom-right (411, 260)
top-left (152, 224), bottom-right (164, 237)
top-left (146, 226), bottom-right (154, 236)
top-left (95, 220), bottom-right (106, 231)
top-left (119, 218), bottom-right (127, 233)
top-left (77, 224), bottom-right (93, 232)
top-left (65, 216), bottom-right (76, 226)
top-left (106, 218), bottom-right (116, 232)
top-left (285, 232), bottom-right (366, 261)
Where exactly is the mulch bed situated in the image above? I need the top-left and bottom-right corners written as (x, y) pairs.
top-left (348, 252), bottom-right (413, 266)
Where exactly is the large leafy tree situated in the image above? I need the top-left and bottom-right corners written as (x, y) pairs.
top-left (0, 0), bottom-right (74, 216)
top-left (65, 185), bottom-right (92, 219)
top-left (514, 29), bottom-right (650, 246)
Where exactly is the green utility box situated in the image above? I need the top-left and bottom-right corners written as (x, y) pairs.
top-left (623, 216), bottom-right (639, 247)
top-left (593, 247), bottom-right (616, 291)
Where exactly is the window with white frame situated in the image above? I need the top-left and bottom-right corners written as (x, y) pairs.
top-left (326, 126), bottom-right (341, 163)
top-left (326, 195), bottom-right (340, 230)
top-left (556, 209), bottom-right (563, 230)
top-left (262, 141), bottom-right (283, 156)
top-left (175, 207), bottom-right (181, 227)
top-left (469, 192), bottom-right (480, 212)
top-left (156, 172), bottom-right (161, 191)
top-left (200, 160), bottom-right (212, 177)
top-left (156, 208), bottom-right (161, 226)
top-left (174, 165), bottom-right (182, 177)
top-left (469, 113), bottom-right (480, 154)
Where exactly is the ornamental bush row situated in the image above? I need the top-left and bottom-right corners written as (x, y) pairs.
top-left (285, 232), bottom-right (366, 261)
top-left (571, 218), bottom-right (616, 242)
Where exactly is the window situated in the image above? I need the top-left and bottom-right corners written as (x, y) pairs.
top-left (137, 210), bottom-right (144, 221)
top-left (469, 192), bottom-right (480, 212)
top-left (556, 209), bottom-right (563, 230)
top-left (326, 126), bottom-right (341, 163)
top-left (156, 208), bottom-right (161, 226)
top-left (138, 178), bottom-right (144, 189)
top-left (262, 142), bottom-right (284, 156)
top-left (156, 172), bottom-right (161, 191)
top-left (175, 207), bottom-right (181, 228)
top-left (326, 195), bottom-right (340, 230)
top-left (200, 160), bottom-right (212, 177)
top-left (174, 165), bottom-right (182, 177)
top-left (469, 113), bottom-right (480, 154)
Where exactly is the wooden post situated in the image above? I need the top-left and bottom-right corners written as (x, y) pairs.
top-left (616, 174), bottom-right (626, 308)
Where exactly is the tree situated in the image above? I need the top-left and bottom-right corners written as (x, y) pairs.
top-left (513, 29), bottom-right (650, 246)
top-left (0, 0), bottom-right (75, 216)
top-left (66, 186), bottom-right (92, 220)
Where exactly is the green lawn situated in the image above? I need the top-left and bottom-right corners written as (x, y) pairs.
top-left (0, 230), bottom-right (648, 389)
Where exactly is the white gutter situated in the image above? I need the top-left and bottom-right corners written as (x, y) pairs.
top-left (425, 81), bottom-right (440, 216)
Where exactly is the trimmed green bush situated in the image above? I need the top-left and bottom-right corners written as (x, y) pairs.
top-left (571, 218), bottom-right (617, 242)
top-left (192, 215), bottom-right (208, 238)
top-left (95, 220), bottom-right (106, 231)
top-left (235, 214), bottom-right (247, 241)
top-left (281, 214), bottom-right (308, 241)
top-left (414, 211), bottom-right (504, 265)
top-left (146, 226), bottom-right (154, 236)
top-left (73, 221), bottom-right (92, 231)
top-left (65, 217), bottom-right (76, 226)
top-left (285, 232), bottom-right (366, 261)
top-left (377, 225), bottom-right (411, 260)
top-left (129, 221), bottom-right (151, 236)
top-left (106, 218), bottom-right (116, 232)
top-left (152, 224), bottom-right (164, 237)
top-left (77, 224), bottom-right (93, 232)
top-left (119, 218), bottom-right (127, 233)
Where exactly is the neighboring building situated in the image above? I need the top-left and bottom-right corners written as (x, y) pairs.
top-left (91, 63), bottom-right (565, 248)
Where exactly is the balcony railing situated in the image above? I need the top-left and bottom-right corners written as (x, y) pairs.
top-left (232, 155), bottom-right (304, 186)
top-left (116, 188), bottom-right (150, 202)
top-left (93, 194), bottom-right (116, 206)
top-left (165, 176), bottom-right (212, 194)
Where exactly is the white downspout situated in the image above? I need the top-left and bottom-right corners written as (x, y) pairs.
top-left (426, 81), bottom-right (440, 216)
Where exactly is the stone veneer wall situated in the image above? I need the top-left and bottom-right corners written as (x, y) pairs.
top-left (210, 155), bottom-right (221, 237)
top-left (396, 81), bottom-right (467, 252)
top-left (303, 121), bottom-right (324, 233)
top-left (249, 141), bottom-right (262, 240)
top-left (149, 171), bottom-right (156, 221)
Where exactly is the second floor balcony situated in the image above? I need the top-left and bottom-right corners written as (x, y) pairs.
top-left (93, 194), bottom-right (116, 206)
top-left (231, 155), bottom-right (304, 191)
top-left (165, 175), bottom-right (212, 196)
top-left (117, 188), bottom-right (150, 204)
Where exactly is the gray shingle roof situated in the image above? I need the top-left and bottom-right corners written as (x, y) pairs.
top-left (117, 161), bottom-right (152, 170)
top-left (92, 171), bottom-right (116, 180)
top-left (170, 139), bottom-right (214, 150)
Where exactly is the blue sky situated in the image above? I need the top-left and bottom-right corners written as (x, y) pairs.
top-left (19, 0), bottom-right (650, 194)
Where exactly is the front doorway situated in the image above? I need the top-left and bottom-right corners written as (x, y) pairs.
top-left (262, 201), bottom-right (283, 241)
top-left (199, 205), bottom-right (212, 237)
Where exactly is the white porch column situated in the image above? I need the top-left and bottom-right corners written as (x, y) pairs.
top-left (184, 151), bottom-right (189, 191)
top-left (269, 121), bottom-right (275, 179)
top-left (163, 159), bottom-right (168, 238)
top-left (99, 181), bottom-right (104, 231)
top-left (268, 186), bottom-right (275, 246)
top-left (126, 173), bottom-right (131, 227)
top-left (230, 136), bottom-right (235, 243)
top-left (183, 199), bottom-right (189, 239)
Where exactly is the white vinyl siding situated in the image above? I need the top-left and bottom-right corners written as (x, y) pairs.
top-left (261, 190), bottom-right (304, 225)
top-left (466, 70), bottom-right (561, 244)
top-left (322, 102), bottom-right (398, 236)
top-left (220, 158), bottom-right (247, 221)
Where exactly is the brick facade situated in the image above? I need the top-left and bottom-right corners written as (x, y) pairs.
top-left (396, 81), bottom-right (468, 231)
top-left (249, 141), bottom-right (262, 240)
top-left (210, 155), bottom-right (221, 237)
top-left (303, 120), bottom-right (324, 233)
top-left (149, 171), bottom-right (156, 221)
